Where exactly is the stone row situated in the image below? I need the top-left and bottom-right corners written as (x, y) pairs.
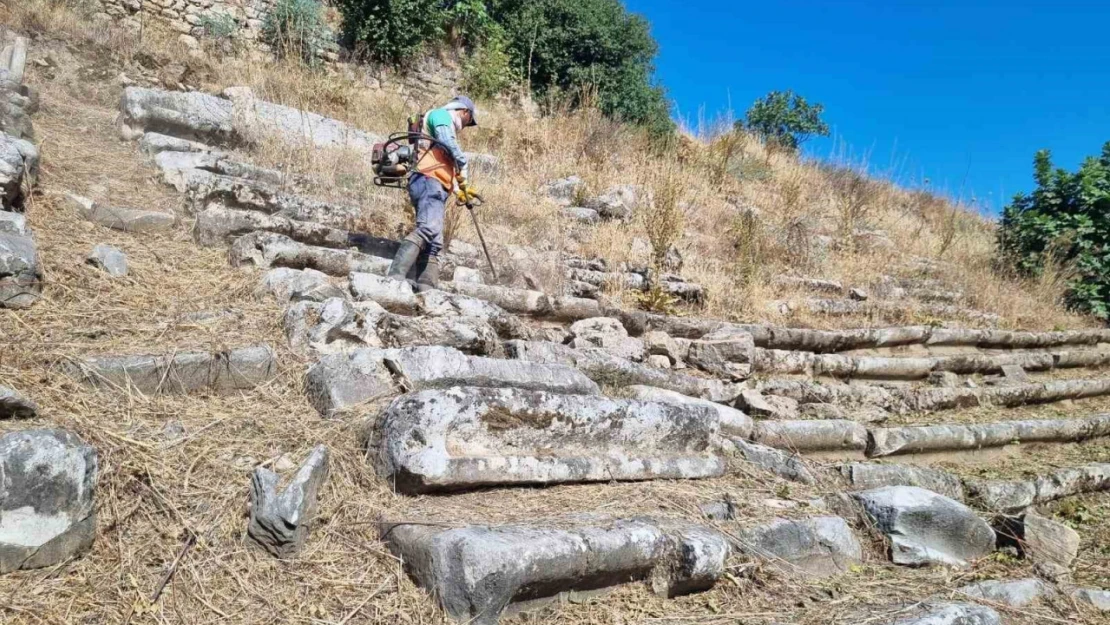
top-left (118, 86), bottom-right (382, 154)
top-left (753, 346), bottom-right (1110, 379)
top-left (630, 313), bottom-right (1110, 352)
top-left (769, 297), bottom-right (1002, 325)
top-left (63, 344), bottom-right (277, 394)
top-left (0, 56), bottom-right (41, 309)
top-left (868, 415), bottom-right (1110, 457)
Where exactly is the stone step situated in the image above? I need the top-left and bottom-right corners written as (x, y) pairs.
top-left (304, 346), bottom-right (598, 416)
top-left (506, 340), bottom-right (739, 403)
top-left (381, 517), bottom-right (728, 623)
top-left (64, 344), bottom-right (276, 394)
top-left (769, 298), bottom-right (1002, 325)
top-left (373, 387), bottom-right (724, 493)
top-left (868, 415), bottom-right (1110, 458)
top-left (754, 348), bottom-right (1109, 379)
top-left (965, 463), bottom-right (1110, 512)
top-left (751, 420), bottom-right (869, 458)
top-left (231, 232), bottom-right (392, 276)
top-left (837, 463), bottom-right (966, 502)
top-left (730, 515), bottom-right (862, 578)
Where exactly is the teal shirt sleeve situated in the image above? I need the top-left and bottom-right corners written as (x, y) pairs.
top-left (424, 108), bottom-right (468, 178)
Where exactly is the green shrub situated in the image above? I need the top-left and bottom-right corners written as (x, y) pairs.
top-left (739, 90), bottom-right (829, 151)
top-left (463, 32), bottom-right (516, 98)
top-left (264, 0), bottom-right (330, 64)
top-left (197, 12), bottom-right (238, 43)
top-left (337, 0), bottom-right (443, 63)
top-left (998, 143), bottom-right (1110, 319)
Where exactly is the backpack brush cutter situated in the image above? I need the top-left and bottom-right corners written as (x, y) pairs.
top-left (371, 125), bottom-right (498, 279)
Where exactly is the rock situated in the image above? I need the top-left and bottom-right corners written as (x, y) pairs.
top-left (686, 328), bottom-right (755, 380)
top-left (284, 298), bottom-right (383, 355)
top-left (539, 176), bottom-right (585, 206)
top-left (375, 387), bottom-right (724, 493)
top-left (738, 390), bottom-right (800, 419)
top-left (376, 313), bottom-right (500, 356)
top-left (995, 508), bottom-right (1079, 572)
top-left (464, 152), bottom-right (500, 179)
top-left (585, 184), bottom-right (644, 220)
top-left (416, 290), bottom-right (532, 340)
top-left (648, 354), bottom-right (672, 368)
top-left (259, 267), bottom-right (344, 303)
top-left (304, 349), bottom-right (394, 417)
top-left (119, 86), bottom-right (383, 151)
top-left (0, 229), bottom-right (41, 308)
top-left (0, 385), bottom-right (37, 418)
top-left (839, 463), bottom-right (964, 501)
top-left (753, 420), bottom-right (868, 454)
top-left (453, 266), bottom-right (482, 283)
top-left (382, 345), bottom-right (599, 395)
top-left (0, 430), bottom-right (97, 573)
top-left (928, 371), bottom-right (960, 388)
top-left (382, 517), bottom-right (729, 623)
top-left (849, 287), bottom-right (869, 301)
top-left (627, 385), bottom-right (752, 438)
top-left (730, 439), bottom-right (815, 484)
top-left (958, 578), bottom-right (1048, 608)
top-left (349, 272), bottom-right (417, 313)
top-left (890, 603), bottom-right (1001, 625)
top-left (230, 232), bottom-right (392, 277)
top-left (570, 316), bottom-right (644, 361)
top-left (1000, 363), bottom-right (1029, 383)
top-left (1072, 588), bottom-right (1110, 611)
top-left (66, 345), bottom-right (277, 395)
top-left (562, 206), bottom-right (600, 224)
top-left (733, 516), bottom-right (861, 577)
top-left (0, 134), bottom-right (36, 209)
top-left (644, 330), bottom-right (688, 364)
top-left (66, 193), bottom-right (175, 233)
top-left (0, 210), bottom-right (27, 235)
top-left (138, 132), bottom-right (222, 156)
top-left (177, 33), bottom-right (199, 50)
top-left (446, 281), bottom-right (550, 316)
top-left (248, 445), bottom-right (328, 558)
top-left (853, 486), bottom-right (995, 567)
top-left (86, 244), bottom-right (128, 277)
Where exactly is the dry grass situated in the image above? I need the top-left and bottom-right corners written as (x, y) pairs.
top-left (0, 3), bottom-right (1108, 625)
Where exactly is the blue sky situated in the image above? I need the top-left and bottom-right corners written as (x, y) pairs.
top-left (624, 0), bottom-right (1109, 214)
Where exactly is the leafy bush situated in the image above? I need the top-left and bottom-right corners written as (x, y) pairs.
top-left (490, 0), bottom-right (672, 132)
top-left (197, 12), bottom-right (238, 43)
top-left (337, 0), bottom-right (443, 63)
top-left (264, 0), bottom-right (330, 63)
top-left (998, 143), bottom-right (1110, 319)
top-left (739, 90), bottom-right (829, 151)
top-left (443, 0), bottom-right (499, 46)
top-left (463, 32), bottom-right (516, 99)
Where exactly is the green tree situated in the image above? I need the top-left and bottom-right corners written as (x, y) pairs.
top-left (739, 90), bottom-right (829, 150)
top-left (490, 0), bottom-right (673, 131)
top-left (999, 143), bottom-right (1110, 319)
top-left (337, 0), bottom-right (443, 63)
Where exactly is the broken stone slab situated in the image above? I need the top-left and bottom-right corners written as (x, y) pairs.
top-left (65, 345), bottom-right (277, 395)
top-left (888, 603), bottom-right (1001, 625)
top-left (0, 210), bottom-right (26, 235)
top-left (178, 169), bottom-right (361, 225)
top-left (382, 516), bottom-right (728, 623)
top-left (773, 276), bottom-right (844, 294)
top-left (86, 243), bottom-right (128, 277)
top-left (230, 232), bottom-right (391, 277)
top-left (732, 516), bottom-right (861, 578)
top-left (644, 330), bottom-right (690, 365)
top-left (304, 348), bottom-right (395, 417)
top-left (195, 205), bottom-right (353, 248)
top-left (1072, 588), bottom-right (1110, 612)
top-left (505, 340), bottom-right (739, 403)
top-left (0, 133), bottom-right (37, 210)
top-left (0, 385), bottom-right (36, 419)
top-left (375, 387), bottom-right (724, 493)
top-left (867, 415), bottom-right (1110, 458)
top-left (738, 389), bottom-right (801, 420)
top-left (0, 429), bottom-right (97, 574)
top-left (569, 316), bottom-right (645, 361)
top-left (376, 313), bottom-right (500, 356)
top-left (549, 295), bottom-right (603, 321)
top-left (348, 272), bottom-right (417, 313)
top-left (837, 463), bottom-right (964, 502)
top-left (965, 463), bottom-right (1110, 512)
top-left (139, 132), bottom-right (225, 156)
top-left (958, 578), bottom-right (1049, 608)
top-left (65, 193), bottom-right (175, 233)
top-left (154, 150), bottom-right (291, 190)
top-left (416, 290), bottom-right (532, 340)
top-left (284, 297), bottom-right (384, 355)
top-left (444, 281), bottom-right (551, 316)
top-left (757, 378), bottom-right (901, 410)
top-left (686, 328), bottom-right (754, 380)
top-left (584, 184), bottom-right (644, 220)
top-left (0, 229), bottom-right (40, 309)
top-left (248, 444), bottom-right (328, 558)
top-left (568, 267), bottom-right (646, 291)
top-left (729, 439), bottom-right (815, 484)
top-left (119, 86), bottom-right (382, 152)
top-left (562, 206), bottom-right (600, 224)
top-left (853, 486), bottom-right (995, 567)
top-left (994, 509), bottom-right (1079, 573)
top-left (627, 385), bottom-right (752, 438)
top-left (752, 420), bottom-right (868, 455)
top-left (258, 267), bottom-right (345, 303)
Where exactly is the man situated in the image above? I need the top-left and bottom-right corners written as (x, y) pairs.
top-left (386, 95), bottom-right (480, 291)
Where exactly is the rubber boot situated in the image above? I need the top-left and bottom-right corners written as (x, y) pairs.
top-left (387, 236), bottom-right (424, 282)
top-left (414, 256), bottom-right (441, 293)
